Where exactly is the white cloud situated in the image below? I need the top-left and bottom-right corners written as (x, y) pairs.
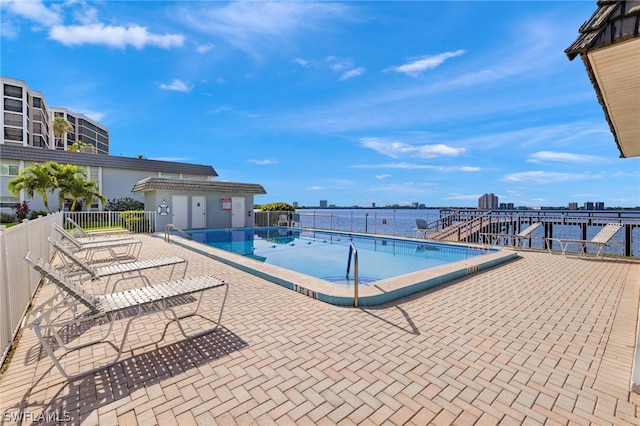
top-left (49, 23), bottom-right (184, 49)
top-left (527, 151), bottom-right (604, 163)
top-left (196, 44), bottom-right (214, 53)
top-left (445, 193), bottom-right (483, 201)
top-left (375, 174), bottom-right (391, 180)
top-left (327, 56), bottom-right (351, 72)
top-left (2, 0), bottom-right (61, 26)
top-left (360, 137), bottom-right (465, 159)
top-left (179, 2), bottom-right (349, 59)
top-left (367, 182), bottom-right (436, 194)
top-left (388, 50), bottom-right (465, 77)
top-left (293, 58), bottom-right (310, 67)
top-left (340, 67), bottom-right (365, 81)
top-left (352, 162), bottom-right (435, 170)
top-left (306, 186), bottom-right (327, 191)
top-left (248, 159), bottom-right (278, 165)
top-left (159, 79), bottom-right (193, 92)
top-left (501, 171), bottom-right (595, 184)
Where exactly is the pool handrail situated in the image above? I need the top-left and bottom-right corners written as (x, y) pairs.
top-left (164, 223), bottom-right (192, 243)
top-left (346, 242), bottom-right (359, 307)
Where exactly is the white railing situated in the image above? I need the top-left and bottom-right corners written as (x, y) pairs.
top-left (63, 210), bottom-right (156, 233)
top-left (0, 213), bottom-right (62, 367)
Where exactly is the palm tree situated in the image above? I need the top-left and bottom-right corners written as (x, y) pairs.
top-left (52, 163), bottom-right (87, 211)
top-left (68, 140), bottom-right (94, 153)
top-left (65, 176), bottom-right (106, 211)
top-left (52, 116), bottom-right (74, 149)
top-left (7, 162), bottom-right (57, 213)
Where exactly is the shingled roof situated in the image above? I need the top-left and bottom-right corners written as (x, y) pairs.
top-left (565, 1), bottom-right (640, 60)
top-left (565, 1), bottom-right (640, 158)
top-left (0, 144), bottom-right (218, 176)
top-left (131, 177), bottom-right (266, 195)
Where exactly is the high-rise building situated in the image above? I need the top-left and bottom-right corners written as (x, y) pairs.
top-left (1, 76), bottom-right (109, 154)
top-left (319, 200), bottom-right (328, 208)
top-left (478, 193), bottom-right (498, 209)
top-left (568, 202), bottom-right (578, 210)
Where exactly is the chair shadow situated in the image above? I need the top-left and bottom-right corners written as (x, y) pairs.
top-left (8, 326), bottom-right (247, 425)
top-left (26, 294), bottom-right (200, 362)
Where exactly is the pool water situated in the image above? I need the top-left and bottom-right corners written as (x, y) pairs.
top-left (186, 228), bottom-right (497, 285)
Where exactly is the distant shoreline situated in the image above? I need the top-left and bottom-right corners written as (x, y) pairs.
top-left (292, 206), bottom-right (640, 211)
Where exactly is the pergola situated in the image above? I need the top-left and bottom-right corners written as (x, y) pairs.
top-left (565, 1), bottom-right (640, 158)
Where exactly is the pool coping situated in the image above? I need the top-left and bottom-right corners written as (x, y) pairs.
top-left (161, 230), bottom-right (520, 307)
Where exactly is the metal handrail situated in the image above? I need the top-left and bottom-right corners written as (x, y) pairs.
top-left (346, 242), bottom-right (359, 307)
top-left (164, 223), bottom-right (192, 243)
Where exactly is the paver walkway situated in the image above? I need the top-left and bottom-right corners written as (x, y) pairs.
top-left (1, 234), bottom-right (639, 425)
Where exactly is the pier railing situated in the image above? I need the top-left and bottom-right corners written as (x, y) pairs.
top-left (264, 209), bottom-right (640, 258)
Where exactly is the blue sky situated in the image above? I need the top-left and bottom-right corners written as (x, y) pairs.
top-left (2, 1), bottom-right (639, 208)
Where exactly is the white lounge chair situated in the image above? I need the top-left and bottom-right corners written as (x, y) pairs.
top-left (545, 223), bottom-right (623, 256)
top-left (52, 223), bottom-right (142, 263)
top-left (481, 222), bottom-right (542, 248)
top-left (414, 219), bottom-right (430, 238)
top-left (48, 237), bottom-right (187, 293)
top-left (24, 252), bottom-right (229, 380)
top-left (65, 217), bottom-right (130, 238)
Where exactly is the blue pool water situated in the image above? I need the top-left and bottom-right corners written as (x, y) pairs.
top-left (186, 227), bottom-right (497, 285)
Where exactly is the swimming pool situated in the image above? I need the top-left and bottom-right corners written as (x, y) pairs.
top-left (175, 227), bottom-right (517, 306)
top-left (187, 228), bottom-right (492, 283)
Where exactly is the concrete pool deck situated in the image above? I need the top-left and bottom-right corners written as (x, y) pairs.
top-left (1, 233), bottom-right (639, 424)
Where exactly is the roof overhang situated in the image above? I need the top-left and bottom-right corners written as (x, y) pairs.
top-left (131, 177), bottom-right (267, 195)
top-left (581, 38), bottom-right (640, 158)
top-left (565, 0), bottom-right (640, 158)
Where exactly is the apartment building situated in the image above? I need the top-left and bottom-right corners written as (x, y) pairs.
top-left (478, 193), bottom-right (498, 210)
top-left (1, 76), bottom-right (109, 154)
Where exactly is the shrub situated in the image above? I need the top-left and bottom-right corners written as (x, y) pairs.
top-left (11, 201), bottom-right (30, 221)
top-left (0, 212), bottom-right (16, 223)
top-left (29, 210), bottom-right (48, 220)
top-left (106, 197), bottom-right (144, 211)
top-left (119, 211), bottom-right (150, 232)
top-left (259, 202), bottom-right (295, 212)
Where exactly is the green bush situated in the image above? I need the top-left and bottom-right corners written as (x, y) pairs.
top-left (0, 212), bottom-right (16, 223)
top-left (259, 202), bottom-right (295, 212)
top-left (119, 211), bottom-right (150, 232)
top-left (106, 197), bottom-right (144, 211)
top-left (29, 210), bottom-right (48, 220)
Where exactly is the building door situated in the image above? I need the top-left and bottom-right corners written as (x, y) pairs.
top-left (172, 195), bottom-right (188, 229)
top-left (231, 197), bottom-right (245, 228)
top-left (191, 196), bottom-right (206, 229)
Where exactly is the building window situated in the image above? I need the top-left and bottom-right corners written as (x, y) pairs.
top-left (4, 127), bottom-right (23, 141)
top-left (0, 196), bottom-right (20, 209)
top-left (0, 163), bottom-right (20, 176)
top-left (32, 97), bottom-right (42, 108)
top-left (33, 135), bottom-right (46, 148)
top-left (3, 112), bottom-right (22, 127)
top-left (3, 98), bottom-right (22, 113)
top-left (3, 84), bottom-right (23, 98)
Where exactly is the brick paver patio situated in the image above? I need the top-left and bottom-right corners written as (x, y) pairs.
top-left (1, 234), bottom-right (639, 425)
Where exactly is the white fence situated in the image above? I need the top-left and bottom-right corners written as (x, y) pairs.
top-left (63, 210), bottom-right (156, 233)
top-left (0, 210), bottom-right (156, 369)
top-left (0, 213), bottom-right (62, 367)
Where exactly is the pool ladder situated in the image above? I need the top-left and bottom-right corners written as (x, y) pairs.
top-left (346, 243), bottom-right (359, 307)
top-left (164, 223), bottom-right (192, 243)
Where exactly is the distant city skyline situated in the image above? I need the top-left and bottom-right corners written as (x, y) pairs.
top-left (1, 1), bottom-right (638, 207)
top-left (292, 198), bottom-right (622, 210)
